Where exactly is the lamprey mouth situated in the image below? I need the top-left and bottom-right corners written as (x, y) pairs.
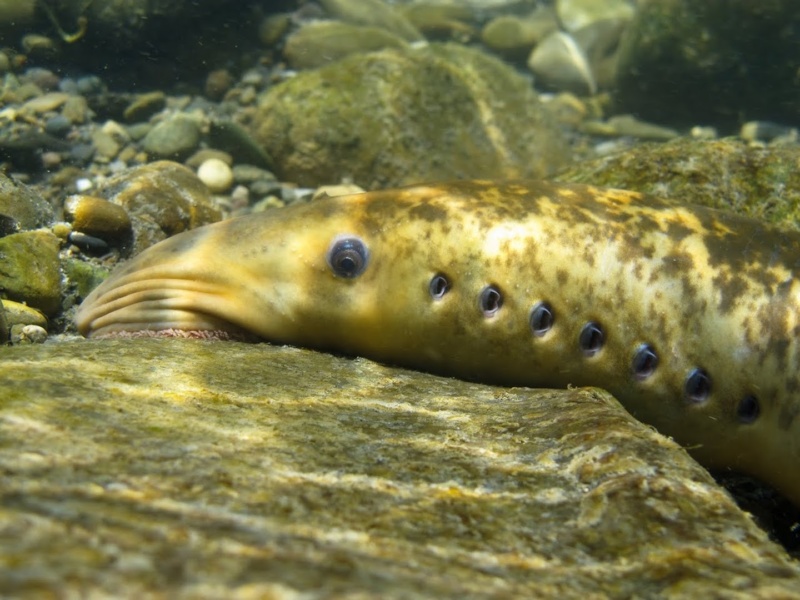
top-left (76, 276), bottom-right (258, 340)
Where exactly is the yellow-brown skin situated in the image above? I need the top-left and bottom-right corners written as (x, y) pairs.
top-left (76, 180), bottom-right (800, 506)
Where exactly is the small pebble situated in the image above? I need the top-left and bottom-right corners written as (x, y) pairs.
top-left (528, 31), bottom-right (596, 95)
top-left (21, 91), bottom-right (69, 114)
top-left (62, 95), bottom-right (90, 124)
top-left (123, 91), bottom-right (167, 123)
top-left (197, 158), bottom-right (234, 193)
top-left (259, 13), bottom-right (291, 46)
top-left (75, 178), bottom-right (93, 192)
top-left (58, 78), bottom-right (79, 94)
top-left (249, 178), bottom-right (282, 198)
top-left (126, 123), bottom-right (151, 141)
top-left (740, 121), bottom-right (798, 143)
top-left (690, 126), bottom-right (718, 140)
top-left (41, 151), bottom-right (62, 170)
top-left (141, 114), bottom-right (201, 160)
top-left (312, 184), bottom-right (365, 200)
top-left (51, 222), bottom-right (72, 240)
top-left (23, 67), bottom-right (60, 90)
top-left (21, 35), bottom-right (56, 57)
top-left (68, 231), bottom-right (110, 254)
top-left (205, 69), bottom-right (235, 100)
top-left (11, 324), bottom-right (48, 344)
top-left (230, 185), bottom-right (250, 209)
top-left (232, 164), bottom-right (275, 184)
top-left (45, 114), bottom-right (72, 137)
top-left (70, 144), bottom-right (96, 165)
top-left (186, 149), bottom-right (233, 169)
top-left (76, 75), bottom-right (104, 95)
top-left (241, 69), bottom-right (266, 87)
top-left (238, 87), bottom-right (257, 105)
top-left (101, 120), bottom-right (130, 142)
top-left (1, 299), bottom-right (47, 328)
top-left (91, 130), bottom-right (121, 160)
top-left (65, 194), bottom-right (132, 240)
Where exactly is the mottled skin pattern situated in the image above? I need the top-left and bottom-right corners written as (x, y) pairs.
top-left (76, 180), bottom-right (800, 507)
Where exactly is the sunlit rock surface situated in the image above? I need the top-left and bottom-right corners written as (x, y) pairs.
top-left (1, 339), bottom-right (799, 597)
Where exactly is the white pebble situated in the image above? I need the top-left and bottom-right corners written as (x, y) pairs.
top-left (12, 324), bottom-right (48, 344)
top-left (75, 177), bottom-right (93, 192)
top-left (197, 158), bottom-right (233, 193)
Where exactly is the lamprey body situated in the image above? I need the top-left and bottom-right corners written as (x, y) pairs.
top-left (76, 180), bottom-right (800, 506)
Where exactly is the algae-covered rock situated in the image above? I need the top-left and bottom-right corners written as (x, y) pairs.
top-left (0, 299), bottom-right (46, 328)
top-left (614, 0), bottom-right (800, 128)
top-left (0, 230), bottom-right (61, 315)
top-left (283, 21), bottom-right (408, 70)
top-left (0, 171), bottom-right (55, 232)
top-left (247, 43), bottom-right (569, 188)
top-left (62, 257), bottom-right (109, 302)
top-left (556, 138), bottom-right (800, 230)
top-left (1, 339), bottom-right (799, 596)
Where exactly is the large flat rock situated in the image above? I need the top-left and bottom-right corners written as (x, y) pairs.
top-left (1, 339), bottom-right (799, 597)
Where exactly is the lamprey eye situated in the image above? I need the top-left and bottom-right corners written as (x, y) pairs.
top-left (529, 302), bottom-right (554, 337)
top-left (685, 368), bottom-right (712, 403)
top-left (579, 322), bottom-right (604, 357)
top-left (327, 236), bottom-right (369, 279)
top-left (632, 343), bottom-right (658, 380)
top-left (737, 395), bottom-right (760, 424)
top-left (479, 285), bottom-right (503, 317)
top-left (429, 274), bottom-right (450, 300)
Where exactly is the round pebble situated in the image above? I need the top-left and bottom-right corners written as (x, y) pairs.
top-left (142, 115), bottom-right (201, 160)
top-left (62, 95), bottom-right (90, 124)
top-left (74, 177), bottom-right (93, 192)
top-left (68, 231), bottom-right (110, 253)
top-left (41, 151), bottom-right (62, 169)
top-left (197, 158), bottom-right (234, 193)
top-left (528, 31), bottom-right (596, 95)
top-left (70, 144), bottom-right (96, 165)
top-left (1, 299), bottom-right (47, 328)
top-left (123, 91), bottom-right (167, 123)
top-left (45, 114), bottom-right (72, 137)
top-left (21, 35), bottom-right (56, 57)
top-left (11, 324), bottom-right (48, 344)
top-left (205, 69), bottom-right (235, 100)
top-left (64, 194), bottom-right (132, 239)
top-left (76, 75), bottom-right (105, 95)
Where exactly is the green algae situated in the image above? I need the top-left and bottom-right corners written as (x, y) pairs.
top-left (247, 43), bottom-right (569, 189)
top-left (0, 230), bottom-right (61, 315)
top-left (62, 257), bottom-right (109, 302)
top-left (557, 138), bottom-right (800, 230)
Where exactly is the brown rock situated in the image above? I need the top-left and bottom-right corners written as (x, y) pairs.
top-left (96, 161), bottom-right (223, 253)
